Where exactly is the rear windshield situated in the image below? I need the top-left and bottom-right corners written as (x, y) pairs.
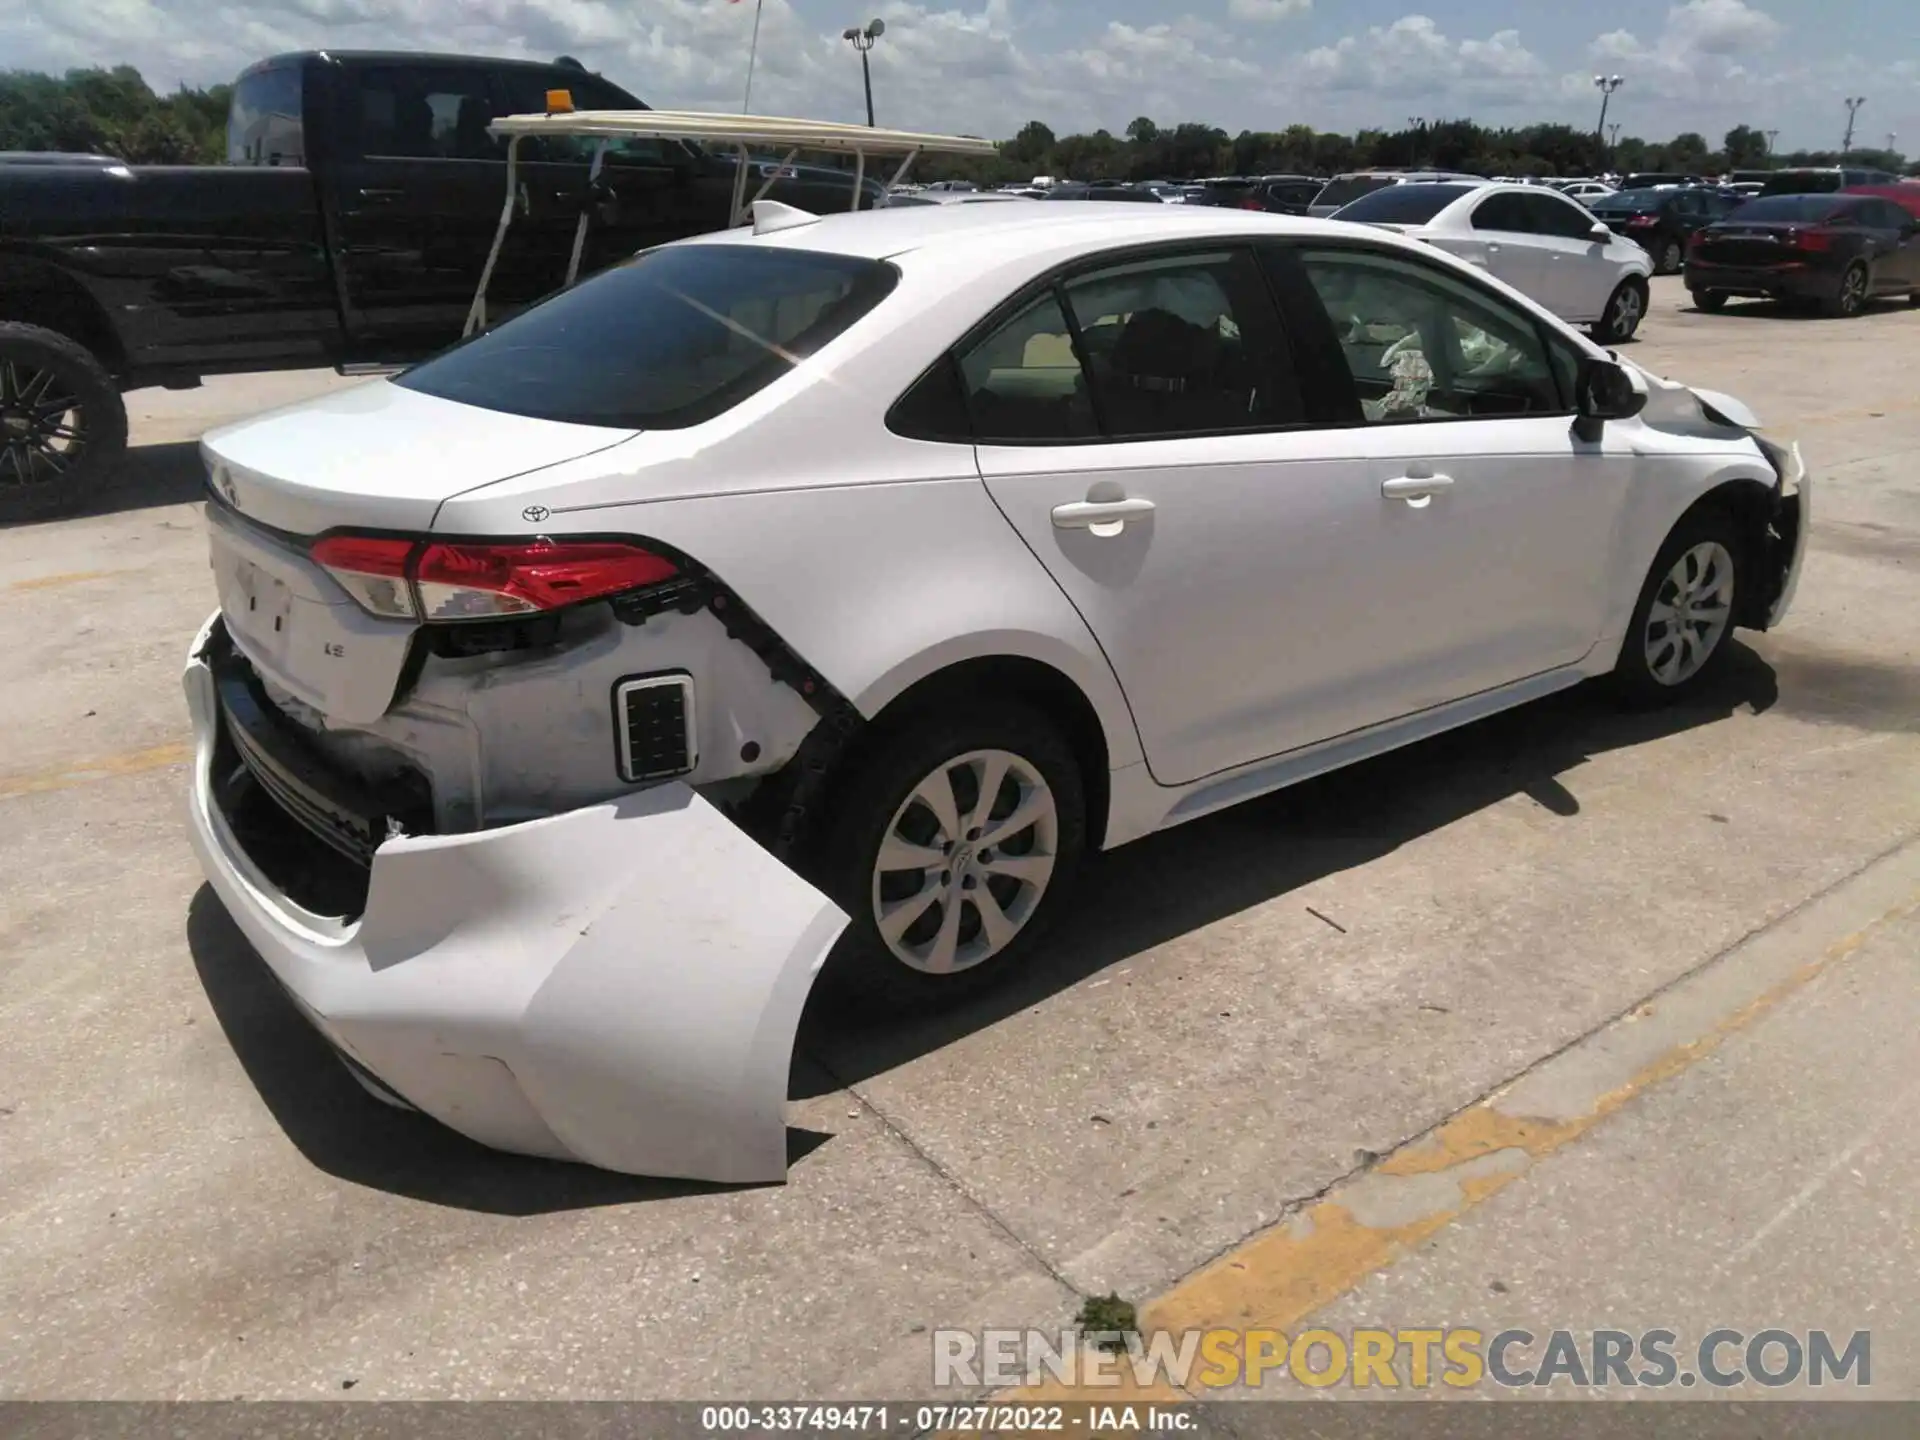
top-left (1314, 175), bottom-right (1396, 208)
top-left (394, 245), bottom-right (898, 430)
top-left (1731, 195), bottom-right (1845, 222)
top-left (1591, 190), bottom-right (1662, 214)
top-left (1759, 171), bottom-right (1842, 196)
top-left (1331, 182), bottom-right (1477, 223)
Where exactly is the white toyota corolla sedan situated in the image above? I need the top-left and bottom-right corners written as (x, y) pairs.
top-left (186, 200), bottom-right (1809, 1182)
top-left (1331, 180), bottom-right (1656, 344)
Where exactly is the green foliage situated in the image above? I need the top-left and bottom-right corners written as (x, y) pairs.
top-left (1, 67), bottom-right (230, 163)
top-left (1075, 1292), bottom-right (1138, 1351)
top-left (913, 113), bottom-right (1912, 187)
top-left (4, 64), bottom-right (1915, 181)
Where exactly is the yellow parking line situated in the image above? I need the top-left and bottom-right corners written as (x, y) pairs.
top-left (987, 855), bottom-right (1920, 1407)
top-left (0, 741), bottom-right (192, 801)
top-left (3, 568), bottom-right (135, 593)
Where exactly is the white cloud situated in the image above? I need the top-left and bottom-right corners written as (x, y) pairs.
top-left (1226, 0), bottom-right (1309, 23)
top-left (1665, 0), bottom-right (1783, 56)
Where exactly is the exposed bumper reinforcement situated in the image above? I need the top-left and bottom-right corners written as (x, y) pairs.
top-left (184, 611), bottom-right (850, 1183)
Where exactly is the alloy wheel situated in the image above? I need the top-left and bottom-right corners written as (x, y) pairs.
top-left (1644, 541), bottom-right (1736, 686)
top-left (0, 360), bottom-right (90, 489)
top-left (870, 748), bottom-right (1059, 976)
top-left (1838, 266), bottom-right (1868, 316)
top-left (1611, 283), bottom-right (1645, 338)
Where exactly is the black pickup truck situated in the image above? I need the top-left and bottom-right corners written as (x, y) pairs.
top-left (0, 50), bottom-right (880, 508)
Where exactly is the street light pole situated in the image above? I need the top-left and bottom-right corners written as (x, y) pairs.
top-left (1764, 128), bottom-right (1779, 166)
top-left (842, 19), bottom-right (885, 127)
top-left (1407, 116), bottom-right (1424, 166)
top-left (1842, 96), bottom-right (1865, 155)
top-left (1593, 75), bottom-right (1623, 165)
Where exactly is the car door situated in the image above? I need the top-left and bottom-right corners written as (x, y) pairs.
top-left (1457, 192), bottom-right (1551, 301)
top-left (1518, 192), bottom-right (1618, 320)
top-left (1861, 201), bottom-right (1920, 288)
top-left (323, 61), bottom-right (517, 354)
top-left (968, 245), bottom-right (1387, 785)
top-left (1270, 243), bottom-right (1639, 721)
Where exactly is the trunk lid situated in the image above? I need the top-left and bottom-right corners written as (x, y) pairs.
top-left (200, 379), bottom-right (639, 537)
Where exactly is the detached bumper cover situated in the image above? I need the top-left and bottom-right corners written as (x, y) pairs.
top-left (1760, 438), bottom-right (1812, 630)
top-left (184, 612), bottom-right (849, 1183)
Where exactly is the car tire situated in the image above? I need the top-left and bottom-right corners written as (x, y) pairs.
top-left (1824, 262), bottom-right (1870, 318)
top-left (1609, 505), bottom-right (1746, 708)
top-left (816, 699), bottom-right (1088, 1015)
top-left (1691, 289), bottom-right (1727, 312)
top-left (1592, 277), bottom-right (1649, 343)
top-left (0, 322), bottom-right (128, 518)
top-left (1655, 239), bottom-right (1684, 275)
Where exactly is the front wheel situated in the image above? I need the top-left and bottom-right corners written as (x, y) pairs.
top-left (0, 322), bottom-right (127, 517)
top-left (1592, 278), bottom-right (1649, 343)
top-left (817, 700), bottom-right (1088, 1014)
top-left (1610, 508), bottom-right (1746, 707)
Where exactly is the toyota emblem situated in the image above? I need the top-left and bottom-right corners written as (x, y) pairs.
top-left (522, 505), bottom-right (551, 522)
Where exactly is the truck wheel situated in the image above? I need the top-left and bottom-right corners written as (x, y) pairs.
top-left (0, 322), bottom-right (128, 516)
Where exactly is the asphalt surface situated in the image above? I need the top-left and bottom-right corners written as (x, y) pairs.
top-left (2, 277), bottom-right (1917, 1401)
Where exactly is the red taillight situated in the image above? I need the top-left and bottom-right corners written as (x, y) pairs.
top-left (310, 534), bottom-right (418, 620)
top-left (1239, 197), bottom-right (1263, 211)
top-left (310, 535), bottom-right (678, 622)
top-left (1790, 228), bottom-right (1833, 251)
top-left (413, 541), bottom-right (678, 621)
top-left (1626, 214), bottom-right (1658, 227)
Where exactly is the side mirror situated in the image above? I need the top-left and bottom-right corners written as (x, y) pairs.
top-left (1573, 358), bottom-right (1645, 442)
top-left (1589, 220), bottom-right (1612, 242)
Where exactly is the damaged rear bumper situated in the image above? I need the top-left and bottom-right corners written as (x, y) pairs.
top-left (183, 611), bottom-right (848, 1183)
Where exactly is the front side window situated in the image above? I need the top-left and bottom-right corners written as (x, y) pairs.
top-left (347, 66), bottom-right (501, 161)
top-left (1524, 193), bottom-right (1601, 240)
top-left (395, 244), bottom-right (897, 429)
top-left (1295, 249), bottom-right (1572, 423)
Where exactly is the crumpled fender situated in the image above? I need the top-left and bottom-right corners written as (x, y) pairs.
top-left (185, 616), bottom-right (849, 1184)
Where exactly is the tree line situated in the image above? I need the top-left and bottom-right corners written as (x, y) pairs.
top-left (2, 65), bottom-right (1913, 181)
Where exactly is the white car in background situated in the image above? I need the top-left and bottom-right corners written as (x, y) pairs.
top-left (1558, 181), bottom-right (1618, 204)
top-left (1332, 180), bottom-right (1655, 343)
top-left (185, 200), bottom-right (1808, 1182)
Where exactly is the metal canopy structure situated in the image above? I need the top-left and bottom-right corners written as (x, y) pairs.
top-left (463, 109), bottom-right (998, 336)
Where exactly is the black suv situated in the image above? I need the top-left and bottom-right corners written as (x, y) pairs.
top-left (1589, 185), bottom-right (1745, 273)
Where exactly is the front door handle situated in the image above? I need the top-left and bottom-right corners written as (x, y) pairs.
top-left (1051, 496), bottom-right (1155, 535)
top-left (356, 187), bottom-right (403, 204)
top-left (1381, 473), bottom-right (1455, 502)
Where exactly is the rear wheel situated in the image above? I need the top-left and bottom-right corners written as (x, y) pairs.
top-left (817, 700), bottom-right (1087, 1014)
top-left (1592, 278), bottom-right (1649, 343)
top-left (0, 322), bottom-right (127, 517)
top-left (1825, 262), bottom-right (1870, 317)
top-left (1654, 238), bottom-right (1684, 275)
top-left (1610, 507), bottom-right (1745, 707)
top-left (1691, 289), bottom-right (1727, 312)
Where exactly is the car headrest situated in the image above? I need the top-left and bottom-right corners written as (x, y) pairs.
top-left (1109, 308), bottom-right (1220, 393)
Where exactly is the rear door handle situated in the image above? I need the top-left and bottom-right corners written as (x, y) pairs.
top-left (1051, 497), bottom-right (1155, 534)
top-left (1381, 473), bottom-right (1454, 501)
top-left (356, 187), bottom-right (402, 204)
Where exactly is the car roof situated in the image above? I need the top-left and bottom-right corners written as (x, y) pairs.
top-left (675, 201), bottom-right (1395, 264)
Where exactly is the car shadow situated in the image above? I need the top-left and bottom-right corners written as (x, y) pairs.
top-left (184, 888), bottom-right (830, 1215)
top-left (793, 647), bottom-right (1780, 1094)
top-left (0, 440), bottom-right (206, 527)
top-left (184, 646), bottom-right (1778, 1211)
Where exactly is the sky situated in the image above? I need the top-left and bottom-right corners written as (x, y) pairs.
top-left (3, 0), bottom-right (1915, 153)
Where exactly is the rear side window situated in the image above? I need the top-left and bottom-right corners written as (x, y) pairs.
top-left (228, 65), bottom-right (304, 167)
top-left (343, 65), bottom-right (502, 161)
top-left (1471, 193), bottom-right (1535, 233)
top-left (1733, 195), bottom-right (1844, 223)
top-left (1333, 183), bottom-right (1476, 224)
top-left (395, 245), bottom-right (898, 429)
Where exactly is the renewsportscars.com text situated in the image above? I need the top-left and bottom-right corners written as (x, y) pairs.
top-left (932, 1327), bottom-right (1872, 1390)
